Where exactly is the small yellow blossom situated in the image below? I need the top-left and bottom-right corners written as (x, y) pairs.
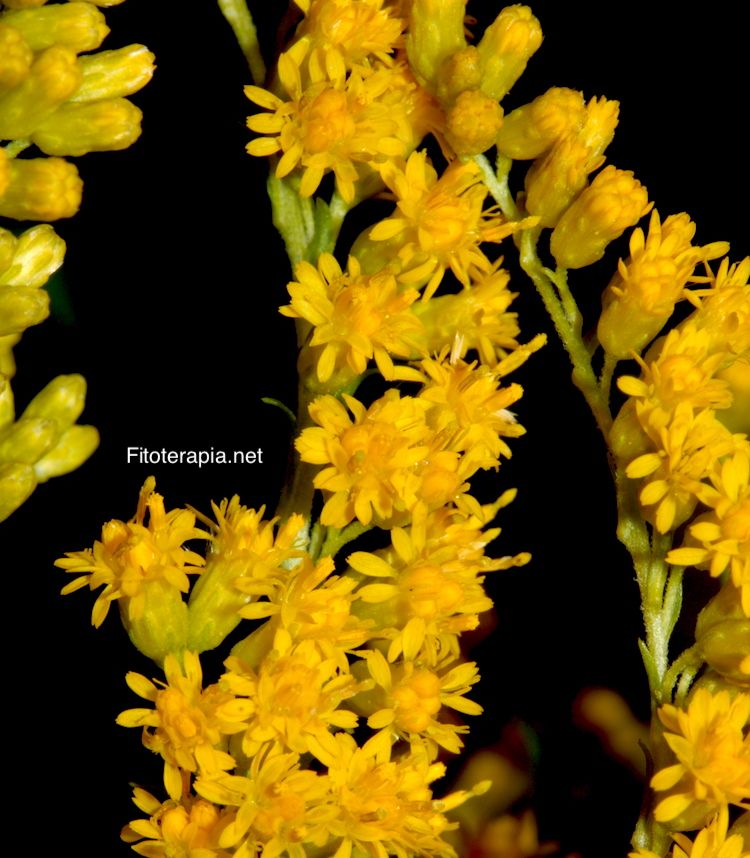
top-left (56, 477), bottom-right (209, 628)
top-left (368, 151), bottom-right (535, 298)
top-left (0, 155), bottom-right (82, 221)
top-left (598, 211), bottom-right (730, 357)
top-left (626, 405), bottom-right (741, 533)
top-left (122, 788), bottom-right (235, 858)
top-left (651, 688), bottom-right (750, 827)
top-left (475, 4), bottom-right (543, 102)
top-left (221, 640), bottom-right (362, 757)
top-left (550, 165), bottom-right (652, 269)
top-left (117, 652), bottom-right (249, 801)
top-left (0, 23), bottom-right (33, 92)
top-left (281, 253), bottom-right (424, 384)
top-left (0, 2), bottom-right (109, 54)
top-left (405, 0), bottom-right (466, 92)
top-left (630, 806), bottom-right (745, 857)
top-left (196, 750), bottom-right (335, 858)
top-left (687, 257), bottom-right (750, 359)
top-left (667, 447), bottom-right (750, 614)
top-left (72, 44), bottom-right (155, 102)
top-left (245, 54), bottom-right (408, 202)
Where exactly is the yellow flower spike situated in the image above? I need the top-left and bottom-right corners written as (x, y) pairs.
top-left (0, 224), bottom-right (65, 289)
top-left (497, 86), bottom-right (586, 160)
top-left (550, 165), bottom-right (652, 270)
top-left (33, 423), bottom-right (98, 483)
top-left (0, 283), bottom-right (49, 335)
top-left (524, 95), bottom-right (619, 227)
top-left (0, 2), bottom-right (109, 54)
top-left (598, 211), bottom-right (730, 359)
top-left (30, 97), bottom-right (143, 156)
top-left (405, 0), bottom-right (467, 92)
top-left (0, 44), bottom-right (82, 140)
top-left (0, 23), bottom-right (33, 93)
top-left (0, 156), bottom-right (82, 221)
top-left (70, 44), bottom-right (155, 103)
top-left (0, 461), bottom-right (35, 521)
top-left (476, 4), bottom-right (543, 102)
top-left (444, 88), bottom-right (504, 156)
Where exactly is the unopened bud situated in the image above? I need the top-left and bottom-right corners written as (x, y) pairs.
top-left (477, 4), bottom-right (542, 101)
top-left (0, 156), bottom-right (82, 221)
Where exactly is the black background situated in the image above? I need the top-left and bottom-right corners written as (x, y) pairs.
top-left (6, 2), bottom-right (748, 856)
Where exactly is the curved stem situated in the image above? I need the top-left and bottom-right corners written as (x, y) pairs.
top-left (217, 0), bottom-right (266, 84)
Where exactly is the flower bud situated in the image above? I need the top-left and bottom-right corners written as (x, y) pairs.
top-left (33, 423), bottom-right (98, 482)
top-left (476, 5), bottom-right (542, 101)
top-left (0, 415), bottom-right (58, 464)
top-left (0, 45), bottom-right (82, 139)
top-left (120, 579), bottom-right (189, 665)
top-left (0, 224), bottom-right (66, 289)
top-left (444, 89), bottom-right (504, 156)
top-left (0, 23), bottom-right (33, 93)
top-left (31, 97), bottom-right (143, 156)
top-left (406, 0), bottom-right (467, 91)
top-left (1, 2), bottom-right (109, 53)
top-left (0, 156), bottom-right (83, 221)
top-left (71, 44), bottom-right (155, 102)
top-left (435, 46), bottom-right (482, 103)
top-left (21, 373), bottom-right (86, 428)
top-left (0, 461), bottom-right (36, 521)
top-left (550, 166), bottom-right (651, 269)
top-left (0, 285), bottom-right (49, 336)
top-left (1, 0), bottom-right (49, 8)
top-left (715, 358), bottom-right (750, 435)
top-left (698, 620), bottom-right (750, 684)
top-left (497, 86), bottom-right (585, 159)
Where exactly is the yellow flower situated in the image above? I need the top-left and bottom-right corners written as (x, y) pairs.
top-left (0, 155), bottom-right (82, 221)
top-left (294, 0), bottom-right (405, 81)
top-left (668, 447), bottom-right (750, 614)
top-left (187, 498), bottom-right (306, 652)
top-left (405, 0), bottom-right (467, 91)
top-left (307, 731), bottom-right (482, 858)
top-left (550, 164), bottom-right (652, 269)
top-left (367, 151), bottom-right (535, 298)
top-left (362, 648), bottom-right (482, 755)
top-left (245, 54), bottom-right (407, 202)
top-left (687, 257), bottom-right (750, 359)
top-left (598, 211), bottom-right (729, 358)
top-left (117, 652), bottom-right (249, 801)
top-left (122, 787), bottom-right (235, 858)
top-left (413, 260), bottom-right (523, 366)
top-left (350, 500), bottom-right (528, 663)
top-left (56, 477), bottom-right (209, 628)
top-left (443, 88), bottom-right (504, 157)
top-left (651, 688), bottom-right (750, 827)
top-left (296, 389), bottom-right (435, 528)
top-left (475, 4), bottom-right (543, 102)
top-left (221, 640), bottom-right (362, 757)
top-left (281, 252), bottom-right (424, 384)
top-left (625, 405), bottom-right (741, 533)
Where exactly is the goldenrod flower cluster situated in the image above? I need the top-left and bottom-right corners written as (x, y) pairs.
top-left (0, 0), bottom-right (153, 519)
top-left (46, 1), bottom-right (750, 856)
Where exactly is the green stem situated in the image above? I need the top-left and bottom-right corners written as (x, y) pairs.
top-left (474, 153), bottom-right (521, 220)
top-left (319, 520), bottom-right (372, 559)
top-left (662, 643), bottom-right (701, 702)
top-left (600, 352), bottom-right (618, 407)
top-left (217, 0), bottom-right (266, 84)
top-left (519, 230), bottom-right (613, 439)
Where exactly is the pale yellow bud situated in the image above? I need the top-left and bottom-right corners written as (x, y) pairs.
top-left (406, 0), bottom-right (467, 91)
top-left (476, 4), bottom-right (542, 101)
top-left (0, 462), bottom-right (36, 522)
top-left (0, 23), bottom-right (33, 92)
top-left (120, 578), bottom-right (189, 664)
top-left (445, 89), bottom-right (504, 156)
top-left (31, 97), bottom-right (143, 156)
top-left (0, 416), bottom-right (57, 464)
top-left (0, 157), bottom-right (82, 221)
top-left (21, 373), bottom-right (86, 429)
top-left (0, 45), bottom-right (82, 139)
top-left (0, 285), bottom-right (49, 336)
top-left (71, 44), bottom-right (155, 103)
top-left (0, 224), bottom-right (66, 289)
top-left (0, 375), bottom-right (14, 430)
top-left (1, 2), bottom-right (109, 54)
top-left (33, 423), bottom-right (98, 482)
top-left (0, 0), bottom-right (50, 8)
top-left (550, 166), bottom-right (651, 269)
top-left (497, 86), bottom-right (585, 159)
